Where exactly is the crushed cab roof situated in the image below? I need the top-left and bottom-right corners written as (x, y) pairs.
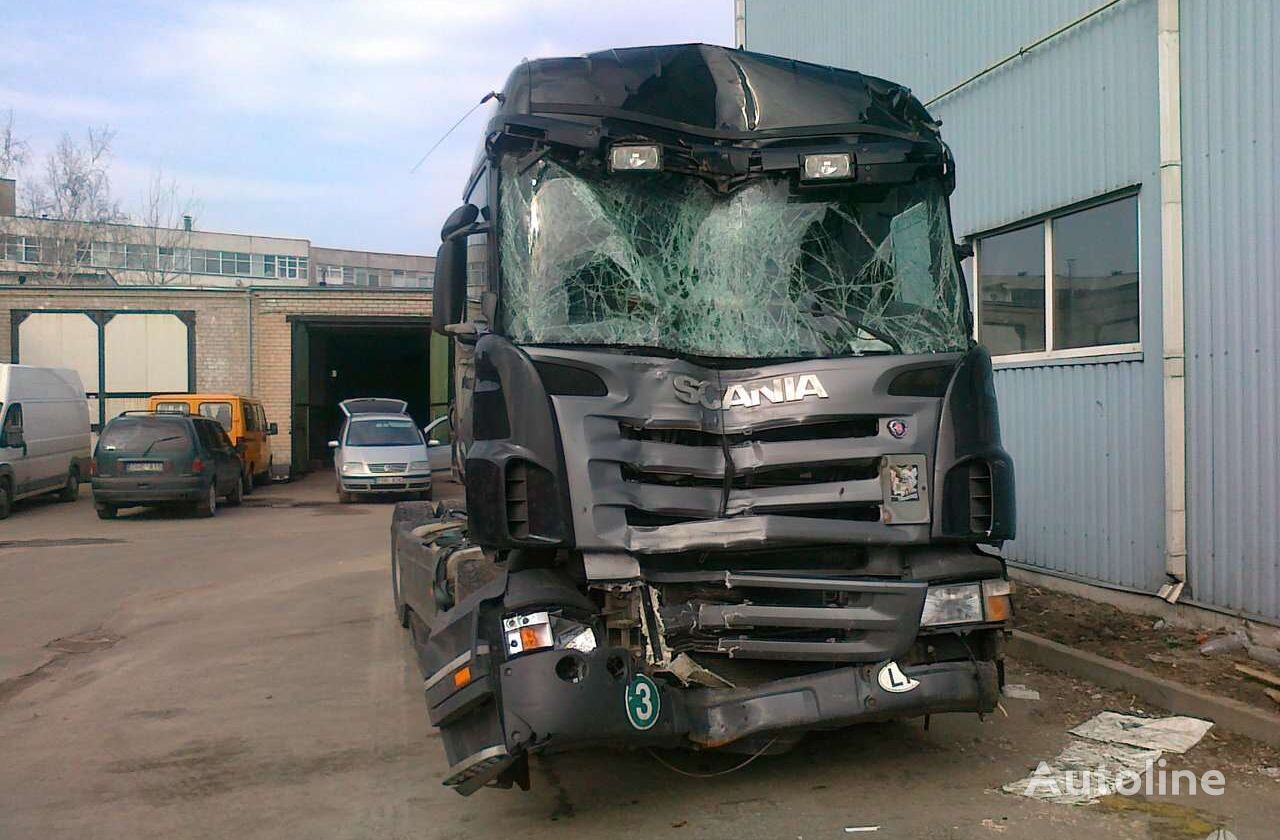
top-left (495, 43), bottom-right (941, 143)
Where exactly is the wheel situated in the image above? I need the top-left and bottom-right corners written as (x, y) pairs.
top-left (0, 479), bottom-right (12, 520)
top-left (225, 473), bottom-right (244, 507)
top-left (255, 458), bottom-right (272, 487)
top-left (241, 467), bottom-right (254, 496)
top-left (58, 470), bottom-right (80, 503)
top-left (192, 482), bottom-right (217, 518)
top-left (95, 503), bottom-right (118, 520)
top-left (391, 540), bottom-right (410, 628)
top-left (337, 482), bottom-right (354, 504)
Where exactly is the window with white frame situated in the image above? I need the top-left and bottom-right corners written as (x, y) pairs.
top-left (4, 235), bottom-right (42, 263)
top-left (274, 255), bottom-right (306, 279)
top-left (91, 240), bottom-right (126, 267)
top-left (975, 193), bottom-right (1139, 357)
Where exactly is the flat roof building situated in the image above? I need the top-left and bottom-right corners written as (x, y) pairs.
top-left (0, 178), bottom-right (442, 478)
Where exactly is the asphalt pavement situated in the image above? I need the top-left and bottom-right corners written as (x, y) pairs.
top-left (1, 475), bottom-right (1275, 839)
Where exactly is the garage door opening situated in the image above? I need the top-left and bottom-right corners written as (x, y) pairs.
top-left (290, 318), bottom-right (432, 474)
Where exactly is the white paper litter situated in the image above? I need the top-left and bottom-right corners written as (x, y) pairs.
top-left (1002, 740), bottom-right (1161, 805)
top-left (1001, 684), bottom-right (1041, 701)
top-left (1004, 711), bottom-right (1214, 806)
top-left (1069, 711), bottom-right (1214, 754)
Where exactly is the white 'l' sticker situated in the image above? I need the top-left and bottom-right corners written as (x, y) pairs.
top-left (877, 661), bottom-right (920, 693)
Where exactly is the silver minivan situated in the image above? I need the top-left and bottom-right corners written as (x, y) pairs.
top-left (330, 398), bottom-right (431, 503)
top-left (0, 364), bottom-right (92, 518)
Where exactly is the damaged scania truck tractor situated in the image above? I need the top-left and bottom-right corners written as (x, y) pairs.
top-left (391, 44), bottom-right (1015, 794)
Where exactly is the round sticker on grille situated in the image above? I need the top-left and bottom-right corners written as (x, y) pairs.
top-left (887, 418), bottom-right (908, 439)
top-left (625, 674), bottom-right (661, 730)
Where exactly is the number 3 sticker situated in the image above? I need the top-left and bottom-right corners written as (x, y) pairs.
top-left (625, 674), bottom-right (661, 730)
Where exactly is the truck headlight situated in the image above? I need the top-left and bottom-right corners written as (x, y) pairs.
top-left (341, 461), bottom-right (365, 475)
top-left (609, 144), bottom-right (661, 172)
top-left (503, 611), bottom-right (597, 657)
top-left (409, 460), bottom-right (430, 472)
top-left (920, 583), bottom-right (982, 626)
top-left (920, 580), bottom-right (1014, 626)
top-left (801, 152), bottom-right (853, 181)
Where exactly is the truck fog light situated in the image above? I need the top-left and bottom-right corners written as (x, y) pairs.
top-left (982, 578), bottom-right (1013, 621)
top-left (503, 611), bottom-right (597, 657)
top-left (801, 152), bottom-right (853, 181)
top-left (504, 611), bottom-right (554, 655)
top-left (920, 583), bottom-right (982, 626)
top-left (609, 144), bottom-right (662, 172)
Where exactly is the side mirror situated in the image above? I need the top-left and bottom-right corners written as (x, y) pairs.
top-left (268, 422), bottom-right (279, 435)
top-left (954, 242), bottom-right (974, 261)
top-left (433, 204), bottom-right (480, 335)
top-left (433, 238), bottom-right (467, 334)
top-left (327, 440), bottom-right (339, 449)
top-left (427, 439), bottom-right (441, 447)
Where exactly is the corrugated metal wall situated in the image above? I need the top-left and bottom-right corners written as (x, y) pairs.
top-left (745, 0), bottom-right (1170, 592)
top-left (1181, 1), bottom-right (1280, 619)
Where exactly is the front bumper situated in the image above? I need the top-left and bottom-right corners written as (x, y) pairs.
top-left (433, 644), bottom-right (999, 791)
top-left (497, 648), bottom-right (998, 752)
top-left (341, 474), bottom-right (431, 493)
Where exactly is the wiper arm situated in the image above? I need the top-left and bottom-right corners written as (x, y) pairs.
top-left (807, 304), bottom-right (903, 354)
top-left (140, 435), bottom-right (183, 457)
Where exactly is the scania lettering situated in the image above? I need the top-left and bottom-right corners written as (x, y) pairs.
top-left (390, 44), bottom-right (1016, 795)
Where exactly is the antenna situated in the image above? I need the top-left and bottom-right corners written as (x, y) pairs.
top-left (409, 91), bottom-right (503, 175)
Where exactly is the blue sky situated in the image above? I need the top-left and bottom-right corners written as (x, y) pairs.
top-left (1, 0), bottom-right (732, 254)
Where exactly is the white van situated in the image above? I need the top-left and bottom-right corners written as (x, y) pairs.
top-left (0, 364), bottom-right (92, 518)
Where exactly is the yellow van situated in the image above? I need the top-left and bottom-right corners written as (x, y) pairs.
top-left (147, 394), bottom-right (277, 490)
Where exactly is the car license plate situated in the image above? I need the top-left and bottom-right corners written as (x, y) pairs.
top-left (375, 476), bottom-right (402, 485)
top-left (125, 462), bottom-right (164, 473)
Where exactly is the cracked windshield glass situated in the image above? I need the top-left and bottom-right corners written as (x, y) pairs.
top-left (499, 156), bottom-right (969, 358)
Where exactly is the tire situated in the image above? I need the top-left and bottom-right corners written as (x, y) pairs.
top-left (0, 479), bottom-right (12, 520)
top-left (95, 503), bottom-right (118, 520)
top-left (241, 467), bottom-right (254, 496)
top-left (337, 483), bottom-right (354, 504)
top-left (225, 473), bottom-right (244, 507)
top-left (255, 458), bottom-right (272, 487)
top-left (58, 470), bottom-right (81, 503)
top-left (391, 540), bottom-right (410, 628)
top-left (192, 482), bottom-right (217, 518)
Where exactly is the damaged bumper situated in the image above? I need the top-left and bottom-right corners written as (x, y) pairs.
top-left (498, 647), bottom-right (998, 752)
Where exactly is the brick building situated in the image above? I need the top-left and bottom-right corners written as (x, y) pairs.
top-left (1, 286), bottom-right (439, 477)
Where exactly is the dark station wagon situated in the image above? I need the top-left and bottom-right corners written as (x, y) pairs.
top-left (90, 412), bottom-right (245, 519)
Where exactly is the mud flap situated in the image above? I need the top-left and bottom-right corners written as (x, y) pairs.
top-left (420, 570), bottom-right (514, 793)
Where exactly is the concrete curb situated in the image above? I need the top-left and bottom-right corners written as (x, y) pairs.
top-left (1007, 629), bottom-right (1280, 749)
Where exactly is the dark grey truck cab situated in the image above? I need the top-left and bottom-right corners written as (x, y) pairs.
top-left (393, 43), bottom-right (1015, 794)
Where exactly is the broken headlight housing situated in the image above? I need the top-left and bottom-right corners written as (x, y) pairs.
top-left (920, 579), bottom-right (1012, 627)
top-left (502, 611), bottom-right (598, 658)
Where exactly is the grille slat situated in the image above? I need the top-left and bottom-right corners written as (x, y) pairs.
top-left (368, 462), bottom-right (407, 474)
top-left (968, 461), bottom-right (993, 534)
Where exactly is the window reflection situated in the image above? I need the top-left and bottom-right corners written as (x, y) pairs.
top-left (1053, 196), bottom-right (1139, 349)
top-left (978, 223), bottom-right (1045, 355)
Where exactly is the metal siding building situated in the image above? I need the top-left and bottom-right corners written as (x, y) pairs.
top-left (1180, 0), bottom-right (1280, 618)
top-left (744, 0), bottom-right (1279, 620)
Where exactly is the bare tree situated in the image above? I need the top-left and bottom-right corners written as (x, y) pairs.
top-left (0, 109), bottom-right (27, 178)
top-left (132, 172), bottom-right (201, 285)
top-left (17, 127), bottom-right (127, 284)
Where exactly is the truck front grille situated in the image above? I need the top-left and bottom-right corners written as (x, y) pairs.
top-left (611, 417), bottom-right (891, 525)
top-left (368, 463), bottom-right (407, 474)
top-left (658, 572), bottom-right (926, 663)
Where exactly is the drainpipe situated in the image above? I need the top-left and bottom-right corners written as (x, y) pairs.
top-left (1157, 0), bottom-right (1187, 601)
top-left (246, 290), bottom-right (254, 394)
top-left (734, 0), bottom-right (745, 48)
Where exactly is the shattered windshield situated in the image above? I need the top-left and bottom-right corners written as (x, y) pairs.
top-left (498, 156), bottom-right (969, 358)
